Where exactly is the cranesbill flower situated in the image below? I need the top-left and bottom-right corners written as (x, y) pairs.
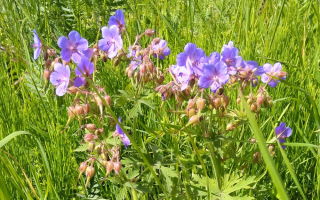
top-left (50, 63), bottom-right (70, 96)
top-left (261, 62), bottom-right (287, 87)
top-left (114, 118), bottom-right (131, 147)
top-left (108, 9), bottom-right (125, 32)
top-left (238, 61), bottom-right (264, 84)
top-left (32, 30), bottom-right (42, 60)
top-left (177, 43), bottom-right (206, 77)
top-left (74, 57), bottom-right (95, 87)
top-left (198, 61), bottom-right (229, 93)
top-left (207, 52), bottom-right (220, 64)
top-left (170, 65), bottom-right (193, 91)
top-left (151, 39), bottom-right (170, 59)
top-left (275, 122), bottom-right (292, 148)
top-left (98, 26), bottom-right (123, 59)
top-left (221, 41), bottom-right (243, 75)
top-left (58, 31), bottom-right (88, 63)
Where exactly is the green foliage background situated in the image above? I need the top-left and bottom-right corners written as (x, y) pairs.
top-left (0, 0), bottom-right (319, 199)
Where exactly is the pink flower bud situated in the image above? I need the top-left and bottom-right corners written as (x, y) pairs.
top-left (256, 94), bottom-right (265, 106)
top-left (104, 95), bottom-right (112, 106)
top-left (67, 106), bottom-right (75, 119)
top-left (82, 104), bottom-right (90, 115)
top-left (226, 123), bottom-right (236, 131)
top-left (84, 133), bottom-right (97, 142)
top-left (79, 162), bottom-right (87, 174)
top-left (196, 98), bottom-right (206, 111)
top-left (74, 104), bottom-right (84, 115)
top-left (187, 99), bottom-right (196, 110)
top-left (106, 161), bottom-right (114, 175)
top-left (68, 86), bottom-right (79, 94)
top-left (88, 142), bottom-right (95, 152)
top-left (43, 69), bottom-right (51, 80)
top-left (85, 166), bottom-right (95, 180)
top-left (145, 29), bottom-right (155, 37)
top-left (85, 124), bottom-right (97, 131)
top-left (113, 161), bottom-right (121, 174)
top-left (188, 115), bottom-right (201, 125)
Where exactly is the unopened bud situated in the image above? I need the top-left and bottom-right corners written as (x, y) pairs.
top-left (74, 104), bottom-right (84, 115)
top-left (221, 95), bottom-right (229, 108)
top-left (104, 95), bottom-right (112, 106)
top-left (79, 162), bottom-right (87, 174)
top-left (84, 133), bottom-right (97, 142)
top-left (85, 124), bottom-right (96, 131)
top-left (145, 29), bottom-right (155, 37)
top-left (256, 94), bottom-right (265, 106)
top-left (67, 106), bottom-right (75, 119)
top-left (212, 97), bottom-right (221, 108)
top-left (196, 98), bottom-right (206, 111)
top-left (236, 97), bottom-right (241, 105)
top-left (250, 103), bottom-right (258, 112)
top-left (94, 95), bottom-right (103, 107)
top-left (68, 86), bottom-right (79, 94)
top-left (188, 115), bottom-right (201, 125)
top-left (253, 152), bottom-right (261, 163)
top-left (106, 161), bottom-right (114, 175)
top-left (85, 166), bottom-right (95, 178)
top-left (113, 161), bottom-right (122, 174)
top-left (249, 138), bottom-right (256, 143)
top-left (88, 142), bottom-right (95, 152)
top-left (187, 99), bottom-right (196, 110)
top-left (187, 108), bottom-right (196, 117)
top-left (43, 69), bottom-right (51, 80)
top-left (96, 128), bottom-right (104, 134)
top-left (226, 123), bottom-right (236, 131)
top-left (268, 144), bottom-right (275, 156)
top-left (82, 104), bottom-right (90, 114)
top-left (94, 144), bottom-right (102, 154)
top-left (47, 48), bottom-right (56, 57)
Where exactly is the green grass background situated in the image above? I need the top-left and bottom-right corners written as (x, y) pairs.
top-left (0, 0), bottom-right (319, 199)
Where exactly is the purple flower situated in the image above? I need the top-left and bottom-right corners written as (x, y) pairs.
top-left (98, 26), bottom-right (123, 59)
top-left (169, 65), bottom-right (193, 91)
top-left (177, 43), bottom-right (206, 77)
top-left (114, 118), bottom-right (131, 147)
top-left (151, 39), bottom-right (170, 59)
top-left (32, 30), bottom-right (42, 60)
top-left (198, 61), bottom-right (229, 93)
top-left (58, 31), bottom-right (88, 63)
top-left (275, 122), bottom-right (292, 148)
top-left (261, 62), bottom-right (287, 87)
top-left (207, 52), bottom-right (221, 64)
top-left (238, 61), bottom-right (264, 84)
top-left (50, 63), bottom-right (70, 96)
top-left (108, 9), bottom-right (125, 32)
top-left (74, 57), bottom-right (95, 87)
top-left (221, 41), bottom-right (243, 75)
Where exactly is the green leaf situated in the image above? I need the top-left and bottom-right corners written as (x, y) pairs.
top-left (0, 131), bottom-right (30, 148)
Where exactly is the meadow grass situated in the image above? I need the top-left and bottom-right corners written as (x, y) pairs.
top-left (0, 0), bottom-right (319, 199)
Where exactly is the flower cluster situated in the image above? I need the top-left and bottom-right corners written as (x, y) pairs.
top-left (32, 10), bottom-right (131, 186)
top-left (32, 8), bottom-right (294, 190)
top-left (125, 33), bottom-right (170, 84)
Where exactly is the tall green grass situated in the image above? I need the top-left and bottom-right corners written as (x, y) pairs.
top-left (0, 0), bottom-right (319, 199)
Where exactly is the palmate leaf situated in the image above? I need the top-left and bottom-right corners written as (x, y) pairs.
top-left (191, 173), bottom-right (257, 199)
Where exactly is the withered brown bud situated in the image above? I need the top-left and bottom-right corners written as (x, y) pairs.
top-left (253, 152), bottom-right (261, 163)
top-left (67, 106), bottom-right (76, 119)
top-left (187, 99), bottom-right (196, 110)
top-left (47, 48), bottom-right (56, 57)
top-left (250, 103), bottom-right (258, 112)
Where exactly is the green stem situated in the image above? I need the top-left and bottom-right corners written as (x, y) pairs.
top-left (207, 142), bottom-right (222, 190)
